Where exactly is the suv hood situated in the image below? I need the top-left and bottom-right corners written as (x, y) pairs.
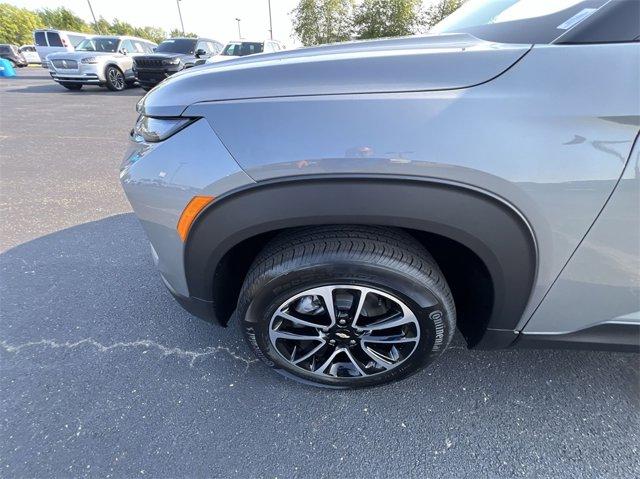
top-left (136, 52), bottom-right (194, 61)
top-left (139, 33), bottom-right (531, 117)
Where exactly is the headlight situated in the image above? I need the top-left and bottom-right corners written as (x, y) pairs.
top-left (132, 115), bottom-right (196, 143)
top-left (163, 57), bottom-right (181, 66)
top-left (81, 57), bottom-right (98, 64)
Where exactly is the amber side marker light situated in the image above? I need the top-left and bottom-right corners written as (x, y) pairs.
top-left (177, 195), bottom-right (215, 242)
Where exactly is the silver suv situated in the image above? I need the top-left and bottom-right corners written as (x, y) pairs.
top-left (47, 35), bottom-right (156, 91)
top-left (121, 0), bottom-right (640, 388)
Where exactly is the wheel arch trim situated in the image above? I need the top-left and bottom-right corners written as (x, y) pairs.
top-left (184, 175), bottom-right (539, 343)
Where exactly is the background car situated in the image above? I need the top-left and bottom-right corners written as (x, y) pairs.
top-left (33, 29), bottom-right (91, 68)
top-left (18, 45), bottom-right (41, 64)
top-left (206, 39), bottom-right (285, 63)
top-left (133, 37), bottom-right (223, 91)
top-left (46, 35), bottom-right (156, 91)
top-left (0, 44), bottom-right (28, 68)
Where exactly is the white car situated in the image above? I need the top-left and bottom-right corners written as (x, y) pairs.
top-left (33, 29), bottom-right (91, 68)
top-left (206, 40), bottom-right (285, 64)
top-left (18, 45), bottom-right (40, 64)
top-left (46, 35), bottom-right (156, 91)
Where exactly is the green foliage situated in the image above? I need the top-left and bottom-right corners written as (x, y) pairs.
top-left (424, 0), bottom-right (465, 28)
top-left (0, 3), bottom-right (44, 45)
top-left (169, 29), bottom-right (198, 39)
top-left (291, 0), bottom-right (354, 46)
top-left (354, 0), bottom-right (423, 39)
top-left (37, 7), bottom-right (92, 33)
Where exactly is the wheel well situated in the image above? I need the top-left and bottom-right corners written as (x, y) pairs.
top-left (212, 225), bottom-right (493, 347)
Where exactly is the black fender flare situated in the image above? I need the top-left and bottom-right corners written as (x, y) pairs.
top-left (185, 176), bottom-right (538, 343)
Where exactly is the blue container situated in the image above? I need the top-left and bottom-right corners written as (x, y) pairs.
top-left (0, 58), bottom-right (16, 77)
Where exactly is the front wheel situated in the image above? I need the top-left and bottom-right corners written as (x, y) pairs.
top-left (238, 226), bottom-right (456, 388)
top-left (105, 66), bottom-right (125, 91)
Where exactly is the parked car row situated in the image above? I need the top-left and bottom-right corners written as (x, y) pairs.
top-left (29, 28), bottom-right (285, 92)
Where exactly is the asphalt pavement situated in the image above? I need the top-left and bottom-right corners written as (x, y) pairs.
top-left (1, 68), bottom-right (639, 478)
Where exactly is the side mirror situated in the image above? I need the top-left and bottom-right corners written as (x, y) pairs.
top-left (120, 49), bottom-right (128, 55)
top-left (195, 48), bottom-right (207, 58)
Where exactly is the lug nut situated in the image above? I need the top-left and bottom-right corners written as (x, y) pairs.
top-left (339, 319), bottom-right (347, 325)
top-left (349, 340), bottom-right (356, 345)
top-left (329, 339), bottom-right (336, 345)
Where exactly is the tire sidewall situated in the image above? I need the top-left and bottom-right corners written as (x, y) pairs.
top-left (240, 261), bottom-right (454, 388)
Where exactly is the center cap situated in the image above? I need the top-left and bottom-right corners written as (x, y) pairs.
top-left (335, 331), bottom-right (351, 339)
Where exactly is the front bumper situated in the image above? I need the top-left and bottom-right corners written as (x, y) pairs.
top-left (133, 66), bottom-right (182, 87)
top-left (119, 117), bottom-right (254, 316)
top-left (48, 62), bottom-right (105, 84)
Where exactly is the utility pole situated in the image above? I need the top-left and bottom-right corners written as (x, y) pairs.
top-left (268, 0), bottom-right (273, 40)
top-left (176, 0), bottom-right (185, 35)
top-left (235, 18), bottom-right (242, 39)
top-left (86, 0), bottom-right (99, 33)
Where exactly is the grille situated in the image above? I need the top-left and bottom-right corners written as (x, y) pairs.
top-left (51, 59), bottom-right (78, 69)
top-left (135, 58), bottom-right (164, 68)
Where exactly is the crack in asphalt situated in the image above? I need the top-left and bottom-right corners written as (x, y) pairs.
top-left (0, 338), bottom-right (258, 369)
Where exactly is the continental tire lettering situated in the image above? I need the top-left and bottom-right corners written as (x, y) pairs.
top-left (430, 310), bottom-right (445, 351)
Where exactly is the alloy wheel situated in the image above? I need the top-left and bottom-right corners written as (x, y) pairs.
top-left (268, 285), bottom-right (421, 379)
top-left (108, 68), bottom-right (125, 90)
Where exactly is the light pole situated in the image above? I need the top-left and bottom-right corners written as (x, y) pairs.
top-left (86, 0), bottom-right (99, 33)
top-left (176, 0), bottom-right (185, 35)
top-left (267, 0), bottom-right (273, 40)
top-left (235, 18), bottom-right (242, 39)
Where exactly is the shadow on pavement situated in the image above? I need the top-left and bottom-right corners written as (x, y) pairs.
top-left (1, 214), bottom-right (638, 477)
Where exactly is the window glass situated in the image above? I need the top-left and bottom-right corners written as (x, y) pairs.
top-left (75, 37), bottom-right (120, 53)
top-left (156, 39), bottom-right (196, 54)
top-left (222, 42), bottom-right (264, 56)
top-left (67, 34), bottom-right (85, 47)
top-left (195, 41), bottom-right (209, 53)
top-left (132, 41), bottom-right (145, 53)
top-left (120, 39), bottom-right (134, 53)
top-left (34, 31), bottom-right (47, 46)
top-left (145, 43), bottom-right (156, 53)
top-left (46, 32), bottom-right (63, 47)
top-left (431, 0), bottom-right (609, 44)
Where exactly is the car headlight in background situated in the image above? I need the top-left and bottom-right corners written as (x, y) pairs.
top-left (163, 57), bottom-right (181, 66)
top-left (80, 57), bottom-right (99, 64)
top-left (132, 115), bottom-right (196, 143)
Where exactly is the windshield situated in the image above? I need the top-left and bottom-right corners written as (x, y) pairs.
top-left (75, 37), bottom-right (120, 53)
top-left (0, 45), bottom-right (15, 53)
top-left (221, 42), bottom-right (263, 56)
top-left (431, 0), bottom-right (609, 44)
top-left (156, 38), bottom-right (196, 54)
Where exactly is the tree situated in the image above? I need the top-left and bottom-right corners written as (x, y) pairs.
top-left (424, 0), bottom-right (465, 29)
top-left (0, 3), bottom-right (44, 45)
top-left (169, 29), bottom-right (198, 39)
top-left (354, 0), bottom-right (423, 39)
top-left (291, 0), bottom-right (354, 46)
top-left (37, 7), bottom-right (91, 33)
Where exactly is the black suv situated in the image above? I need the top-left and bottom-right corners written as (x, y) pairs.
top-left (0, 44), bottom-right (28, 68)
top-left (133, 37), bottom-right (223, 90)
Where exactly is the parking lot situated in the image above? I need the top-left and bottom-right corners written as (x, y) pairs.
top-left (1, 68), bottom-right (639, 477)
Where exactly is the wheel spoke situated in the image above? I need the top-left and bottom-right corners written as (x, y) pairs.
top-left (312, 348), bottom-right (342, 375)
top-left (361, 334), bottom-right (417, 344)
top-left (350, 289), bottom-right (369, 328)
top-left (343, 348), bottom-right (367, 376)
top-left (360, 345), bottom-right (394, 370)
top-left (292, 342), bottom-right (326, 365)
top-left (358, 313), bottom-right (414, 331)
top-left (272, 330), bottom-right (323, 342)
top-left (277, 311), bottom-right (327, 330)
top-left (312, 286), bottom-right (337, 327)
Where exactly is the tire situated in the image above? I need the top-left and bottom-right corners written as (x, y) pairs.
top-left (105, 65), bottom-right (125, 91)
top-left (60, 82), bottom-right (82, 91)
top-left (238, 225), bottom-right (456, 388)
